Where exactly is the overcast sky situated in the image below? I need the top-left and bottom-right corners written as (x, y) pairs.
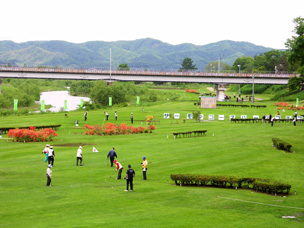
top-left (1, 0), bottom-right (303, 49)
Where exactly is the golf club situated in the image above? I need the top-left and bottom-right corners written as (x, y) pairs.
top-left (109, 170), bottom-right (116, 178)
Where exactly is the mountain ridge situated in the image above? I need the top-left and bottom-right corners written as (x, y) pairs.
top-left (0, 39), bottom-right (274, 70)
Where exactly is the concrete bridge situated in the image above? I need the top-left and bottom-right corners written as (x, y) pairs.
top-left (0, 67), bottom-right (298, 101)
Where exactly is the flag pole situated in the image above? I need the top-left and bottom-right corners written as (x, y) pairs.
top-left (90, 150), bottom-right (94, 182)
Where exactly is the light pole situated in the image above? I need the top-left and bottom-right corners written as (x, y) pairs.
top-left (252, 74), bottom-right (254, 103)
top-left (238, 65), bottom-right (241, 97)
top-left (110, 48), bottom-right (112, 83)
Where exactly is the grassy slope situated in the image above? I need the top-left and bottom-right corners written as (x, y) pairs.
top-left (0, 94), bottom-right (303, 228)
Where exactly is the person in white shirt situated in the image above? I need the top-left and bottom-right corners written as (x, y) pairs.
top-left (76, 146), bottom-right (83, 166)
top-left (48, 146), bottom-right (55, 166)
top-left (46, 164), bottom-right (52, 186)
top-left (42, 144), bottom-right (50, 163)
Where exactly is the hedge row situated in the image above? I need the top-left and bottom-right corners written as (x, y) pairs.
top-left (170, 174), bottom-right (291, 195)
top-left (272, 138), bottom-right (292, 152)
top-left (217, 104), bottom-right (266, 108)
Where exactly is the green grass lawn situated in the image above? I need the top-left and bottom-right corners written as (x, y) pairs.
top-left (0, 98), bottom-right (303, 228)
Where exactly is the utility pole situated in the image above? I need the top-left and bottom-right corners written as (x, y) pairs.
top-left (110, 48), bottom-right (112, 83)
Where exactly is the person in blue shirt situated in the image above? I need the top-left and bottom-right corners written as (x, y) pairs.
top-left (107, 147), bottom-right (117, 167)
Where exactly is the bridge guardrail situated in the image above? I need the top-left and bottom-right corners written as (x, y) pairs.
top-left (0, 67), bottom-right (299, 78)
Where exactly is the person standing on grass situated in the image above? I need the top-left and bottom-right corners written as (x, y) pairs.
top-left (48, 146), bottom-right (55, 166)
top-left (105, 112), bottom-right (109, 120)
top-left (46, 164), bottom-right (52, 187)
top-left (84, 111), bottom-right (88, 121)
top-left (271, 116), bottom-right (275, 127)
top-left (76, 146), bottom-right (83, 166)
top-left (115, 111), bottom-right (118, 121)
top-left (131, 113), bottom-right (134, 124)
top-left (269, 114), bottom-right (272, 123)
top-left (125, 164), bottom-right (135, 192)
top-left (107, 147), bottom-right (117, 167)
top-left (42, 144), bottom-right (50, 163)
top-left (293, 115), bottom-right (297, 126)
top-left (141, 156), bottom-right (148, 180)
top-left (114, 160), bottom-right (123, 180)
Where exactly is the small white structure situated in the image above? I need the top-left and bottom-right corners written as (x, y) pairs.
top-left (164, 113), bottom-right (170, 119)
top-left (253, 115), bottom-right (259, 119)
top-left (208, 114), bottom-right (214, 120)
top-left (286, 116), bottom-right (292, 119)
top-left (187, 113), bottom-right (193, 119)
top-left (297, 116), bottom-right (303, 120)
top-left (218, 115), bottom-right (225, 121)
top-left (230, 115), bottom-right (236, 120)
top-left (275, 115), bottom-right (281, 119)
top-left (174, 113), bottom-right (180, 119)
top-left (241, 115), bottom-right (247, 119)
top-left (199, 114), bottom-right (204, 120)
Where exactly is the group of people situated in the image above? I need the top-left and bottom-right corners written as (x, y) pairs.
top-left (42, 144), bottom-right (55, 187)
top-left (262, 111), bottom-right (298, 126)
top-left (43, 145), bottom-right (148, 191)
top-left (107, 147), bottom-right (148, 191)
top-left (84, 111), bottom-right (134, 124)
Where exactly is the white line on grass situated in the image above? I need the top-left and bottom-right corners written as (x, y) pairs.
top-left (218, 196), bottom-right (304, 210)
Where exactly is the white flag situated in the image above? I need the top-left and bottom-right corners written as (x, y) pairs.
top-left (93, 147), bottom-right (99, 152)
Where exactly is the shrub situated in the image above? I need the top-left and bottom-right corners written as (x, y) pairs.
top-left (83, 123), bottom-right (156, 136)
top-left (170, 174), bottom-right (291, 195)
top-left (272, 138), bottom-right (292, 152)
top-left (8, 126), bottom-right (58, 142)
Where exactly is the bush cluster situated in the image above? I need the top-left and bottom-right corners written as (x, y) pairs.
top-left (82, 123), bottom-right (156, 135)
top-left (170, 174), bottom-right (291, 195)
top-left (8, 126), bottom-right (58, 142)
top-left (272, 138), bottom-right (292, 152)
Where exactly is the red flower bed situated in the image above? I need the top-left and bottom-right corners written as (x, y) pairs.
top-left (186, 89), bottom-right (200, 94)
top-left (8, 126), bottom-right (58, 142)
top-left (82, 123), bottom-right (156, 135)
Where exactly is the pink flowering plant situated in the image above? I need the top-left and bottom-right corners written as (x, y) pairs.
top-left (8, 126), bottom-right (58, 142)
top-left (82, 123), bottom-right (156, 135)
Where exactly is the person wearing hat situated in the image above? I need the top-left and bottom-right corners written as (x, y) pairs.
top-left (114, 160), bottom-right (123, 180)
top-left (141, 157), bottom-right (148, 180)
top-left (125, 164), bottom-right (135, 191)
top-left (76, 146), bottom-right (83, 166)
top-left (130, 113), bottom-right (134, 124)
top-left (107, 147), bottom-right (117, 167)
top-left (48, 146), bottom-right (55, 166)
top-left (46, 164), bottom-right (52, 186)
top-left (42, 144), bottom-right (50, 163)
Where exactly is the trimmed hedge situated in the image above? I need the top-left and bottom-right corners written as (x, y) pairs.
top-left (170, 174), bottom-right (291, 195)
top-left (272, 138), bottom-right (292, 152)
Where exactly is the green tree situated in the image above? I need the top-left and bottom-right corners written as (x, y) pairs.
top-left (204, 61), bottom-right (231, 72)
top-left (179, 57), bottom-right (197, 72)
top-left (286, 17), bottom-right (304, 91)
top-left (117, 63), bottom-right (130, 71)
top-left (231, 56), bottom-right (254, 73)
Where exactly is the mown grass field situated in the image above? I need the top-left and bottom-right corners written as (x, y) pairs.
top-left (0, 93), bottom-right (304, 228)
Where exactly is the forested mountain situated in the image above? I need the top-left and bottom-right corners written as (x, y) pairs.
top-left (0, 39), bottom-right (273, 71)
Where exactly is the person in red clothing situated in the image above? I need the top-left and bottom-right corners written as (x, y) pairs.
top-left (114, 160), bottom-right (123, 180)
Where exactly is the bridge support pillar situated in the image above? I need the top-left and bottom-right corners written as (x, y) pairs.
top-left (216, 84), bottom-right (227, 101)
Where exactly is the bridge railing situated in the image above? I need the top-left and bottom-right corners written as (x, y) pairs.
top-left (0, 66), bottom-right (299, 78)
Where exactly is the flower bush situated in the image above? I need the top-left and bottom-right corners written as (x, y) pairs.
top-left (186, 89), bottom-right (200, 94)
top-left (8, 126), bottom-right (58, 142)
top-left (274, 102), bottom-right (304, 110)
top-left (83, 123), bottom-right (156, 136)
top-left (145, 115), bottom-right (154, 122)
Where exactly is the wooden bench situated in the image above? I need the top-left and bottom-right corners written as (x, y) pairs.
top-left (230, 119), bottom-right (261, 123)
top-left (172, 130), bottom-right (207, 138)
